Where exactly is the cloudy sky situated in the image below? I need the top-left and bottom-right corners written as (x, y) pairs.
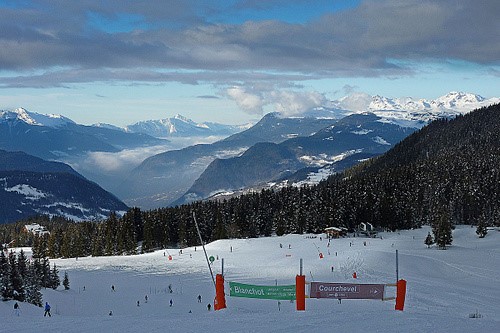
top-left (0, 0), bottom-right (498, 126)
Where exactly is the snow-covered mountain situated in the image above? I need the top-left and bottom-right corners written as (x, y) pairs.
top-left (0, 107), bottom-right (75, 127)
top-left (329, 91), bottom-right (499, 129)
top-left (0, 108), bottom-right (168, 160)
top-left (124, 114), bottom-right (252, 138)
top-left (120, 114), bottom-right (337, 208)
top-left (175, 94), bottom-right (500, 205)
top-left (0, 150), bottom-right (128, 224)
top-left (176, 113), bottom-right (414, 205)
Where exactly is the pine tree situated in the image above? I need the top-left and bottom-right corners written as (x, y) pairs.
top-left (433, 210), bottom-right (453, 250)
top-left (16, 249), bottom-right (28, 281)
top-left (9, 252), bottom-right (25, 302)
top-left (476, 221), bottom-right (488, 238)
top-left (50, 264), bottom-right (60, 290)
top-left (25, 263), bottom-right (43, 307)
top-left (0, 250), bottom-right (12, 300)
top-left (63, 271), bottom-right (70, 290)
top-left (424, 232), bottom-right (434, 248)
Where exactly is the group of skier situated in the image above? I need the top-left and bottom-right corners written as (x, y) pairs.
top-left (13, 282), bottom-right (211, 317)
top-left (131, 289), bottom-right (211, 314)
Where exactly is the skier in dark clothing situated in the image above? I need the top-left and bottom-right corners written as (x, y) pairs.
top-left (207, 303), bottom-right (211, 311)
top-left (197, 295), bottom-right (202, 303)
top-left (44, 302), bottom-right (51, 317)
top-left (14, 302), bottom-right (20, 316)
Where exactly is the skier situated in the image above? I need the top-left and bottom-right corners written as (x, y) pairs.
top-left (137, 300), bottom-right (140, 307)
top-left (197, 295), bottom-right (202, 303)
top-left (111, 285), bottom-right (115, 292)
top-left (44, 302), bottom-right (51, 317)
top-left (207, 303), bottom-right (211, 311)
top-left (168, 284), bottom-right (173, 293)
top-left (145, 295), bottom-right (148, 303)
top-left (109, 310), bottom-right (113, 316)
top-left (14, 302), bottom-right (20, 316)
top-left (169, 299), bottom-right (173, 307)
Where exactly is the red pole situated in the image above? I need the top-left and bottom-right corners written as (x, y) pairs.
top-left (395, 279), bottom-right (407, 311)
top-left (214, 274), bottom-right (226, 310)
top-left (296, 275), bottom-right (306, 311)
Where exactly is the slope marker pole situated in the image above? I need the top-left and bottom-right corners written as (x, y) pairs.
top-left (193, 212), bottom-right (216, 287)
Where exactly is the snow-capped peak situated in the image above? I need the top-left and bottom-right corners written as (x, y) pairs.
top-left (331, 91), bottom-right (499, 129)
top-left (173, 114), bottom-right (194, 124)
top-left (0, 107), bottom-right (75, 127)
top-left (431, 91), bottom-right (485, 110)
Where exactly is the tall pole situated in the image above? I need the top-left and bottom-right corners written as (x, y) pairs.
top-left (193, 212), bottom-right (216, 286)
top-left (396, 249), bottom-right (399, 282)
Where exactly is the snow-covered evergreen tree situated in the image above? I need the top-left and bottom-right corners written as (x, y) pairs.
top-left (24, 264), bottom-right (43, 307)
top-left (63, 271), bottom-right (70, 290)
top-left (476, 221), bottom-right (488, 238)
top-left (0, 250), bottom-right (11, 300)
top-left (9, 252), bottom-right (25, 302)
top-left (424, 232), bottom-right (434, 248)
top-left (433, 210), bottom-right (453, 250)
top-left (50, 263), bottom-right (60, 289)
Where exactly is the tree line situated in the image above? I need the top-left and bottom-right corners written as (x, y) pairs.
top-left (0, 247), bottom-right (69, 306)
top-left (1, 104), bottom-right (499, 257)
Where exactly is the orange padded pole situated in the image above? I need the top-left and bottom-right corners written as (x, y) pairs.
top-left (214, 274), bottom-right (226, 310)
top-left (395, 279), bottom-right (407, 311)
top-left (296, 275), bottom-right (306, 311)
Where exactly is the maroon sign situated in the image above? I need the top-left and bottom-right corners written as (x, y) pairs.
top-left (310, 282), bottom-right (385, 300)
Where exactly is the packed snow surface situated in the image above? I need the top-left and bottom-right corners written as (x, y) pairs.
top-left (3, 225), bottom-right (499, 333)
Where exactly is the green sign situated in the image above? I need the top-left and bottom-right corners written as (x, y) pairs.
top-left (229, 282), bottom-right (296, 300)
top-left (209, 256), bottom-right (215, 263)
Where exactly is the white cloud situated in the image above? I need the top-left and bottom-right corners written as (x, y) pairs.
top-left (226, 86), bottom-right (326, 116)
top-left (270, 90), bottom-right (326, 116)
top-left (338, 92), bottom-right (372, 112)
top-left (226, 86), bottom-right (265, 114)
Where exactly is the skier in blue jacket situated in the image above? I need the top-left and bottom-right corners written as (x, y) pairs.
top-left (44, 302), bottom-right (51, 317)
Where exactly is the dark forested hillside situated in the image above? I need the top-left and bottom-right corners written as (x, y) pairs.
top-left (330, 103), bottom-right (500, 230)
top-left (2, 104), bottom-right (499, 256)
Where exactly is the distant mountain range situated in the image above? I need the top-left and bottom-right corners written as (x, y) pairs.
top-left (123, 114), bottom-right (252, 138)
top-left (120, 114), bottom-right (337, 208)
top-left (175, 113), bottom-right (414, 204)
top-left (0, 108), bottom-right (168, 160)
top-left (172, 92), bottom-right (499, 205)
top-left (318, 91), bottom-right (498, 128)
top-left (0, 91), bottom-right (498, 214)
top-left (93, 114), bottom-right (252, 138)
top-left (0, 150), bottom-right (128, 224)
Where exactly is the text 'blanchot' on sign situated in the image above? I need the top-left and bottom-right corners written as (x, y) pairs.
top-left (229, 282), bottom-right (296, 300)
